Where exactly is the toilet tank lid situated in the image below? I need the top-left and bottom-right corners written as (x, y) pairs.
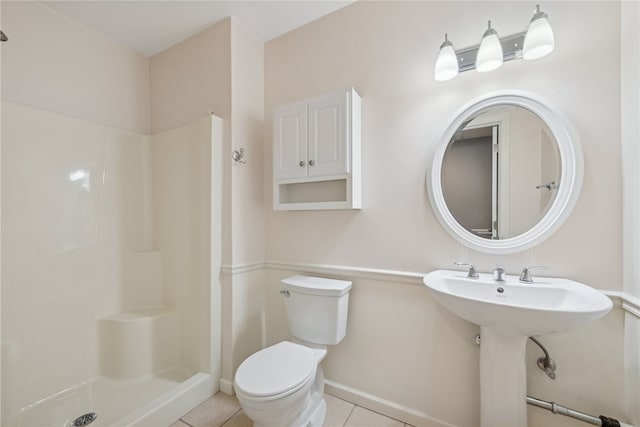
top-left (281, 275), bottom-right (352, 296)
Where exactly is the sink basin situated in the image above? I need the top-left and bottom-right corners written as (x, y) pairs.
top-left (423, 269), bottom-right (613, 426)
top-left (423, 269), bottom-right (612, 336)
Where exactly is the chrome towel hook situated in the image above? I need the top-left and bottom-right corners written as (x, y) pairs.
top-left (232, 147), bottom-right (246, 164)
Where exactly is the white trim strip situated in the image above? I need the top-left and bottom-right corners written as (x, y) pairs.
top-left (220, 262), bottom-right (265, 275)
top-left (604, 291), bottom-right (640, 319)
top-left (225, 260), bottom-right (640, 318)
top-left (265, 260), bottom-right (424, 285)
top-left (622, 301), bottom-right (640, 319)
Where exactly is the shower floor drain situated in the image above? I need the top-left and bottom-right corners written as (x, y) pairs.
top-left (71, 412), bottom-right (97, 427)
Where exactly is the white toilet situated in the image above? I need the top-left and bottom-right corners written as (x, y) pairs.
top-left (234, 275), bottom-right (352, 427)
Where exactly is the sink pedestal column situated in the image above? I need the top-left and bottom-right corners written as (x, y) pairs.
top-left (480, 327), bottom-right (528, 427)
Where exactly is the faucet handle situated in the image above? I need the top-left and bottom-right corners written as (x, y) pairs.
top-left (519, 266), bottom-right (549, 283)
top-left (454, 262), bottom-right (479, 279)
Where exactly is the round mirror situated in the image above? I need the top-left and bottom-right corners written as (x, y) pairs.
top-left (427, 92), bottom-right (583, 254)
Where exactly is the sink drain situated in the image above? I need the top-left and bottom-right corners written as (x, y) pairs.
top-left (71, 413), bottom-right (97, 427)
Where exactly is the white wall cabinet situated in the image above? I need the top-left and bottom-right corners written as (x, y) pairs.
top-left (273, 87), bottom-right (361, 210)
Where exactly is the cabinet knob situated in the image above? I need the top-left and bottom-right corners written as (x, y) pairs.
top-left (309, 160), bottom-right (315, 166)
top-left (299, 161), bottom-right (305, 167)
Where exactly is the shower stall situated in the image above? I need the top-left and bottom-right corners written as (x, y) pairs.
top-left (1, 102), bottom-right (222, 426)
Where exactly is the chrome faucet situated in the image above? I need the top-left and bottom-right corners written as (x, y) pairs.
top-left (493, 266), bottom-right (506, 282)
top-left (519, 266), bottom-right (549, 283)
top-left (454, 262), bottom-right (479, 279)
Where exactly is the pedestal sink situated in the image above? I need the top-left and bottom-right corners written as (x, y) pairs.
top-left (423, 269), bottom-right (613, 427)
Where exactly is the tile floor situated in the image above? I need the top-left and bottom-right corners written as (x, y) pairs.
top-left (170, 392), bottom-right (415, 427)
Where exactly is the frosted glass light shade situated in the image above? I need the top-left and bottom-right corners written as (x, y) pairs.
top-left (435, 44), bottom-right (459, 81)
top-left (476, 32), bottom-right (503, 72)
top-left (523, 15), bottom-right (554, 60)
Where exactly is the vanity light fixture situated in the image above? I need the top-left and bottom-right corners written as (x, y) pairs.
top-left (434, 33), bottom-right (459, 81)
top-left (523, 4), bottom-right (555, 60)
top-left (434, 4), bottom-right (554, 81)
top-left (476, 21), bottom-right (503, 72)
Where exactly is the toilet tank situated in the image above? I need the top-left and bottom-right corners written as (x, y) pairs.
top-left (281, 275), bottom-right (352, 345)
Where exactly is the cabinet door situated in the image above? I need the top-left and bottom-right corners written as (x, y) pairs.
top-left (308, 91), bottom-right (348, 177)
top-left (273, 101), bottom-right (308, 180)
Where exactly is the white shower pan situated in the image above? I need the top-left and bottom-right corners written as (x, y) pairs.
top-left (15, 307), bottom-right (214, 427)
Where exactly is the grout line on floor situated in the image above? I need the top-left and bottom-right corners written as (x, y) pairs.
top-left (342, 403), bottom-right (356, 427)
top-left (370, 408), bottom-right (406, 425)
top-left (178, 392), bottom-right (414, 427)
top-left (346, 402), bottom-right (408, 426)
top-left (220, 408), bottom-right (243, 427)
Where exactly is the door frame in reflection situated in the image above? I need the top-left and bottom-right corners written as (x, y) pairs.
top-left (444, 110), bottom-right (510, 239)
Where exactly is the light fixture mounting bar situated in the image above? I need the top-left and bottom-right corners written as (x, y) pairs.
top-left (456, 31), bottom-right (526, 73)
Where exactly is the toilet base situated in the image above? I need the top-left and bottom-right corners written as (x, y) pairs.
top-left (251, 366), bottom-right (326, 427)
top-left (253, 397), bottom-right (325, 427)
top-left (307, 397), bottom-right (326, 427)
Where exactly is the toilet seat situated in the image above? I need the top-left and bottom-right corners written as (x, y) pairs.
top-left (235, 341), bottom-right (316, 401)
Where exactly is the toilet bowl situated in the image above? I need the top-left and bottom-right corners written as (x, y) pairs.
top-left (234, 275), bottom-right (352, 427)
top-left (235, 341), bottom-right (327, 427)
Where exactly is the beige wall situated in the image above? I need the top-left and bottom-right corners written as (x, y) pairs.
top-left (262, 2), bottom-right (628, 426)
top-left (224, 19), bottom-right (266, 382)
top-left (230, 18), bottom-right (265, 266)
top-left (149, 16), bottom-right (266, 265)
top-left (0, 2), bottom-right (150, 134)
top-left (264, 1), bottom-right (621, 287)
top-left (149, 18), bottom-right (231, 135)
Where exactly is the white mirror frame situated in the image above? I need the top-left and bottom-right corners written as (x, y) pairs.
top-left (427, 91), bottom-right (584, 254)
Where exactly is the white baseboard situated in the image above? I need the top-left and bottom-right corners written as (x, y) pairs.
top-left (216, 376), bottom-right (456, 426)
top-left (219, 378), bottom-right (234, 395)
top-left (324, 379), bottom-right (458, 427)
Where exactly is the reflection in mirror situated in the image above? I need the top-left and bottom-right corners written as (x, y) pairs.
top-left (441, 105), bottom-right (560, 240)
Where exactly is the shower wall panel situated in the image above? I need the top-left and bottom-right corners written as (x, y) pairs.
top-left (151, 116), bottom-right (214, 374)
top-left (0, 101), bottom-right (153, 424)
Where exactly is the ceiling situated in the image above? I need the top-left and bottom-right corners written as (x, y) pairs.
top-left (40, 1), bottom-right (354, 57)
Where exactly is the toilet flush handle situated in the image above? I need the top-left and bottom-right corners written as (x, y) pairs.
top-left (279, 290), bottom-right (290, 297)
